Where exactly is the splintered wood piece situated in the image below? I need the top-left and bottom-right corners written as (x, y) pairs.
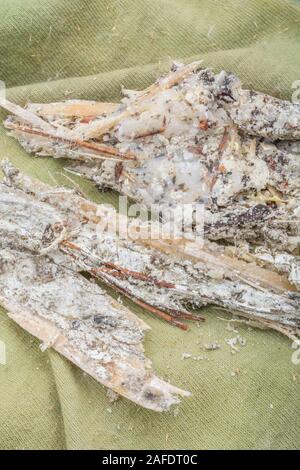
top-left (0, 248), bottom-right (189, 412)
top-left (26, 100), bottom-right (118, 118)
top-left (140, 239), bottom-right (296, 295)
top-left (5, 122), bottom-right (137, 161)
top-left (72, 60), bottom-right (204, 139)
top-left (2, 161), bottom-right (299, 340)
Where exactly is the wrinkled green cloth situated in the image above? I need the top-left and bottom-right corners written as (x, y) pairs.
top-left (0, 0), bottom-right (300, 450)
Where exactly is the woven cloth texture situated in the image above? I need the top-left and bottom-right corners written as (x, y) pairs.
top-left (0, 0), bottom-right (299, 450)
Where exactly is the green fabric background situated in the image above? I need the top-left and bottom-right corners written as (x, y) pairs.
top-left (0, 0), bottom-right (299, 450)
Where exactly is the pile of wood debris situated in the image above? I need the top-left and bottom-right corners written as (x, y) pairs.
top-left (0, 61), bottom-right (299, 410)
